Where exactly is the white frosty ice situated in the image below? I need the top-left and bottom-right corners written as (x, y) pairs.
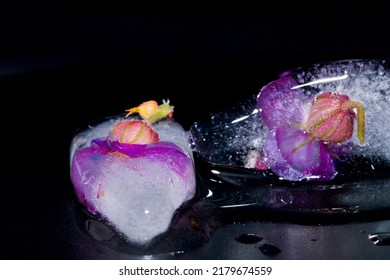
top-left (70, 116), bottom-right (196, 244)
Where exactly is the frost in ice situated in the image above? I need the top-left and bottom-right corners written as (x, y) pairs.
top-left (70, 100), bottom-right (196, 245)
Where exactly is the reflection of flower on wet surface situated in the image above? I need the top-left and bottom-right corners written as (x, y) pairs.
top-left (255, 76), bottom-right (365, 182)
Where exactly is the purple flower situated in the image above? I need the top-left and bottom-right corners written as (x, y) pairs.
top-left (71, 139), bottom-right (194, 214)
top-left (257, 77), bottom-right (354, 181)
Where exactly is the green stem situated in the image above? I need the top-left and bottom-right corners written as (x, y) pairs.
top-left (292, 135), bottom-right (315, 153)
top-left (343, 100), bottom-right (365, 144)
top-left (146, 101), bottom-right (174, 124)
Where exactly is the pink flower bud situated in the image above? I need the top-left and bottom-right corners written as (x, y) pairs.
top-left (305, 92), bottom-right (365, 144)
top-left (125, 99), bottom-right (174, 124)
top-left (107, 120), bottom-right (159, 144)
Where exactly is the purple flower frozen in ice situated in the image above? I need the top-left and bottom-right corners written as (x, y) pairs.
top-left (256, 76), bottom-right (365, 182)
top-left (70, 101), bottom-right (195, 222)
top-left (71, 137), bottom-right (194, 214)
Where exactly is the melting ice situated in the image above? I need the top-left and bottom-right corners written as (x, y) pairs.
top-left (70, 116), bottom-right (196, 245)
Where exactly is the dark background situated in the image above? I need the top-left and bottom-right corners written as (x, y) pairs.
top-left (1, 3), bottom-right (390, 259)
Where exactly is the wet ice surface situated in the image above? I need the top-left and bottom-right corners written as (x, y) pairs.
top-left (189, 95), bottom-right (266, 166)
top-left (70, 116), bottom-right (196, 245)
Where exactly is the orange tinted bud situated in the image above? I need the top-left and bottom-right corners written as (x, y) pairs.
top-left (107, 120), bottom-right (159, 144)
top-left (125, 100), bottom-right (159, 119)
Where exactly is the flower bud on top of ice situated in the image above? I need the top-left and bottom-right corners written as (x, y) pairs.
top-left (305, 92), bottom-right (365, 144)
top-left (125, 100), bottom-right (159, 119)
top-left (107, 120), bottom-right (159, 144)
top-left (125, 99), bottom-right (174, 124)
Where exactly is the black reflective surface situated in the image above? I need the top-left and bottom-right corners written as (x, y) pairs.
top-left (1, 5), bottom-right (390, 259)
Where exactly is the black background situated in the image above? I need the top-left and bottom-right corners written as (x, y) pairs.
top-left (1, 2), bottom-right (390, 259)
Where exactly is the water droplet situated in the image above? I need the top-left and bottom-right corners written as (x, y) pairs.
top-left (368, 232), bottom-right (390, 246)
top-left (259, 243), bottom-right (281, 255)
top-left (234, 233), bottom-right (263, 244)
top-left (85, 219), bottom-right (115, 242)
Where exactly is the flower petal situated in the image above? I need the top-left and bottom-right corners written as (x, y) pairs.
top-left (141, 142), bottom-right (193, 178)
top-left (263, 126), bottom-right (336, 181)
top-left (88, 140), bottom-right (192, 179)
top-left (70, 144), bottom-right (107, 214)
top-left (257, 76), bottom-right (311, 128)
top-left (263, 129), bottom-right (308, 181)
top-left (314, 143), bottom-right (337, 181)
top-left (276, 125), bottom-right (320, 172)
